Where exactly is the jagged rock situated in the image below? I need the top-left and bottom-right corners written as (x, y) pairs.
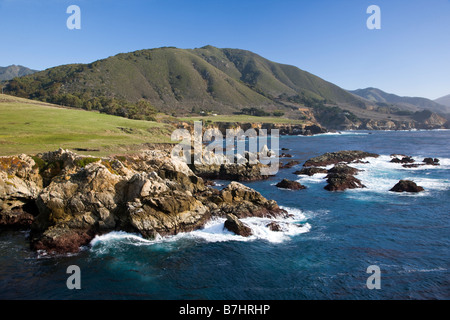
top-left (0, 209), bottom-right (34, 229)
top-left (276, 179), bottom-right (306, 190)
top-left (303, 150), bottom-right (379, 167)
top-left (209, 181), bottom-right (288, 219)
top-left (423, 158), bottom-right (440, 166)
top-left (327, 163), bottom-right (361, 175)
top-left (324, 173), bottom-right (365, 191)
top-left (391, 156), bottom-right (414, 164)
top-left (280, 153), bottom-right (293, 158)
top-left (266, 221), bottom-right (282, 232)
top-left (224, 213), bottom-right (252, 237)
top-left (390, 180), bottom-right (424, 193)
top-left (294, 167), bottom-right (328, 176)
top-left (402, 164), bottom-right (422, 168)
top-left (324, 164), bottom-right (365, 191)
top-left (0, 154), bottom-right (43, 212)
top-left (280, 160), bottom-right (300, 169)
top-left (0, 149), bottom-right (288, 253)
top-left (304, 125), bottom-right (327, 135)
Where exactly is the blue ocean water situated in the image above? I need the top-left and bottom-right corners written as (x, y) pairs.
top-left (0, 130), bottom-right (449, 299)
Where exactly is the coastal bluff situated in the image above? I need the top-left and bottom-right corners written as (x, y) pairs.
top-left (0, 148), bottom-right (286, 253)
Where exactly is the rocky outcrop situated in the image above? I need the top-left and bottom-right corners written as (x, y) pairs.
top-left (191, 162), bottom-right (269, 181)
top-left (294, 167), bottom-right (328, 176)
top-left (280, 160), bottom-right (301, 169)
top-left (327, 163), bottom-right (361, 176)
top-left (224, 213), bottom-right (252, 237)
top-left (303, 150), bottom-right (379, 167)
top-left (189, 147), bottom-right (277, 181)
top-left (390, 155), bottom-right (414, 164)
top-left (390, 180), bottom-right (424, 193)
top-left (423, 158), bottom-right (440, 166)
top-left (324, 164), bottom-right (365, 191)
top-left (324, 173), bottom-right (365, 191)
top-left (207, 181), bottom-right (288, 219)
top-left (0, 209), bottom-right (34, 229)
top-left (390, 155), bottom-right (440, 168)
top-left (298, 151), bottom-right (373, 191)
top-left (0, 154), bottom-right (43, 213)
top-left (266, 221), bottom-right (282, 232)
top-left (1, 149), bottom-right (287, 253)
top-left (276, 179), bottom-right (306, 190)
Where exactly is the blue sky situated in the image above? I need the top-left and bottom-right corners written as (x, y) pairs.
top-left (0, 0), bottom-right (449, 99)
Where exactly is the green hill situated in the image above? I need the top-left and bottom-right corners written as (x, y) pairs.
top-left (4, 46), bottom-right (364, 116)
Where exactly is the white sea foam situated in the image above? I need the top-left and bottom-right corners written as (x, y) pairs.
top-left (298, 131), bottom-right (369, 137)
top-left (89, 206), bottom-right (311, 251)
top-left (347, 155), bottom-right (450, 197)
top-left (295, 173), bottom-right (327, 184)
top-left (400, 267), bottom-right (447, 273)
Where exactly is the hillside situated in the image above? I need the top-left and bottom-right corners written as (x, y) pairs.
top-left (350, 87), bottom-right (450, 115)
top-left (4, 46), bottom-right (448, 130)
top-left (4, 46), bottom-right (363, 115)
top-left (435, 94), bottom-right (450, 108)
top-left (0, 65), bottom-right (38, 81)
top-left (0, 94), bottom-right (173, 156)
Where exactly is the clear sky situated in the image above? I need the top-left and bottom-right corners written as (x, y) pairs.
top-left (0, 0), bottom-right (449, 99)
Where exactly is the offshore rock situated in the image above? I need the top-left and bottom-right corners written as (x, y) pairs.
top-left (294, 167), bottom-right (328, 176)
top-left (303, 150), bottom-right (379, 167)
top-left (390, 180), bottom-right (424, 193)
top-left (324, 164), bottom-right (365, 191)
top-left (276, 179), bottom-right (307, 190)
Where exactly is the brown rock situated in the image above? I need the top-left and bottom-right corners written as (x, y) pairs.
top-left (280, 160), bottom-right (300, 169)
top-left (304, 150), bottom-right (379, 167)
top-left (390, 180), bottom-right (424, 193)
top-left (324, 173), bottom-right (365, 191)
top-left (0, 209), bottom-right (34, 229)
top-left (266, 221), bottom-right (282, 232)
top-left (423, 158), bottom-right (440, 166)
top-left (224, 213), bottom-right (252, 237)
top-left (276, 179), bottom-right (307, 190)
top-left (294, 167), bottom-right (328, 176)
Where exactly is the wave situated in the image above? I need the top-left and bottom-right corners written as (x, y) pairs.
top-left (296, 173), bottom-right (327, 184)
top-left (346, 155), bottom-right (450, 198)
top-left (298, 131), bottom-right (369, 137)
top-left (89, 207), bottom-right (311, 252)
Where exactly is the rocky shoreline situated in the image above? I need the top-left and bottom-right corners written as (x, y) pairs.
top-left (0, 149), bottom-right (287, 254)
top-left (0, 148), bottom-right (435, 253)
top-left (296, 150), bottom-right (429, 192)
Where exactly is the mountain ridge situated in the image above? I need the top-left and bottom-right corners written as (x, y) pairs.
top-left (0, 65), bottom-right (38, 81)
top-left (350, 87), bottom-right (450, 114)
top-left (4, 46), bottom-right (448, 130)
top-left (435, 94), bottom-right (450, 108)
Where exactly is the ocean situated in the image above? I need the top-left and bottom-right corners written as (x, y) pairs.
top-left (0, 130), bottom-right (449, 299)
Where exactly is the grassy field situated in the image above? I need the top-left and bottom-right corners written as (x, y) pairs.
top-left (0, 94), bottom-right (173, 156)
top-left (179, 114), bottom-right (307, 125)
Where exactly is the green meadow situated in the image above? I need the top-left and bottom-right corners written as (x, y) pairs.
top-left (0, 95), bottom-right (173, 156)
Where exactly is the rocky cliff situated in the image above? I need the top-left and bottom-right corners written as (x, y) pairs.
top-left (0, 149), bottom-right (286, 253)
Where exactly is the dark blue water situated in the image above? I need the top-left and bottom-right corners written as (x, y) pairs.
top-left (1, 130), bottom-right (449, 299)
